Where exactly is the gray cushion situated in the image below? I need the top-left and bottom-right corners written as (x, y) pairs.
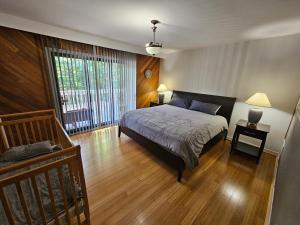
top-left (168, 97), bottom-right (188, 108)
top-left (189, 100), bottom-right (221, 115)
top-left (0, 141), bottom-right (53, 162)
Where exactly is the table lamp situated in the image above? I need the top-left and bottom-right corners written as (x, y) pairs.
top-left (157, 84), bottom-right (168, 104)
top-left (245, 93), bottom-right (271, 127)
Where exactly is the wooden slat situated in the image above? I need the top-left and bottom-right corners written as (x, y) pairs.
top-left (67, 163), bottom-right (81, 225)
top-left (57, 167), bottom-right (72, 225)
top-left (0, 188), bottom-right (16, 225)
top-left (30, 121), bottom-right (37, 142)
top-left (0, 115), bottom-right (53, 126)
top-left (0, 110), bottom-right (55, 119)
top-left (23, 123), bottom-right (30, 144)
top-left (15, 124), bottom-right (23, 145)
top-left (55, 118), bottom-right (73, 148)
top-left (30, 176), bottom-right (47, 225)
top-left (7, 125), bottom-right (16, 147)
top-left (44, 171), bottom-right (59, 225)
top-left (0, 118), bottom-right (9, 150)
top-left (15, 182), bottom-right (33, 225)
top-left (48, 119), bottom-right (55, 144)
top-left (76, 147), bottom-right (90, 225)
top-left (36, 120), bottom-right (43, 141)
top-left (43, 119), bottom-right (49, 141)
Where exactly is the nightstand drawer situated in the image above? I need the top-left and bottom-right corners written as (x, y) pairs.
top-left (240, 129), bottom-right (266, 139)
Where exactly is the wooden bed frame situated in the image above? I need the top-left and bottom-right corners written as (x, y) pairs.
top-left (0, 110), bottom-right (90, 225)
top-left (119, 90), bottom-right (236, 182)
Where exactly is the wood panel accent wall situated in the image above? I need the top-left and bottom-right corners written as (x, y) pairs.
top-left (136, 55), bottom-right (160, 108)
top-left (0, 26), bottom-right (160, 114)
top-left (0, 26), bottom-right (52, 114)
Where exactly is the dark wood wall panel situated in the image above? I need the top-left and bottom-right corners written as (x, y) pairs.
top-left (0, 26), bottom-right (160, 114)
top-left (136, 55), bottom-right (160, 108)
top-left (0, 26), bottom-right (51, 114)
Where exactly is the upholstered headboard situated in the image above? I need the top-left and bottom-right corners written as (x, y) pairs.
top-left (171, 90), bottom-right (236, 124)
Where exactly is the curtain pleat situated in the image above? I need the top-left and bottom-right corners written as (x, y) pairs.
top-left (42, 37), bottom-right (136, 134)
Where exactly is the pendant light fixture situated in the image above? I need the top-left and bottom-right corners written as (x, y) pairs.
top-left (145, 20), bottom-right (163, 55)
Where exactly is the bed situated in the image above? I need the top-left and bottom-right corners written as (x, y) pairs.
top-left (119, 90), bottom-right (236, 182)
top-left (0, 110), bottom-right (90, 225)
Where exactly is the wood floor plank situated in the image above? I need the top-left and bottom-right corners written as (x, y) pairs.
top-left (71, 126), bottom-right (276, 225)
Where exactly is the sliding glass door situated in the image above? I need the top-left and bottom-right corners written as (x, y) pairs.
top-left (50, 50), bottom-right (136, 134)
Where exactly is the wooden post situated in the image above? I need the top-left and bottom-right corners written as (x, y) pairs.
top-left (0, 118), bottom-right (9, 150)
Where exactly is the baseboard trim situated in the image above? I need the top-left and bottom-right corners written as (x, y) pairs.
top-left (226, 136), bottom-right (279, 156)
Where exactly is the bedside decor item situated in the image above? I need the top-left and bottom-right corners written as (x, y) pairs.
top-left (157, 83), bottom-right (168, 104)
top-left (145, 20), bottom-right (163, 55)
top-left (144, 69), bottom-right (152, 79)
top-left (245, 92), bottom-right (271, 127)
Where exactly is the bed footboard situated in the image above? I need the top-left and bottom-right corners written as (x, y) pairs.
top-left (119, 126), bottom-right (227, 182)
top-left (119, 125), bottom-right (186, 182)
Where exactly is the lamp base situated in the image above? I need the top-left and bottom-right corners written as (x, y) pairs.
top-left (158, 94), bottom-right (164, 104)
top-left (248, 108), bottom-right (263, 126)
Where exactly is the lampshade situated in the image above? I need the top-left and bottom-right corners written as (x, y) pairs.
top-left (157, 84), bottom-right (168, 92)
top-left (245, 93), bottom-right (272, 107)
top-left (145, 44), bottom-right (162, 55)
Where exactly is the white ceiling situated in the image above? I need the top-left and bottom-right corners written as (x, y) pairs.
top-left (1, 0), bottom-right (300, 51)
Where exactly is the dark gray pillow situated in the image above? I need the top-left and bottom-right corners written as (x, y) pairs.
top-left (189, 100), bottom-right (221, 115)
top-left (0, 141), bottom-right (53, 162)
top-left (168, 97), bottom-right (188, 108)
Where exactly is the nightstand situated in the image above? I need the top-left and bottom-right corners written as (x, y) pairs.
top-left (150, 101), bottom-right (163, 107)
top-left (230, 119), bottom-right (270, 163)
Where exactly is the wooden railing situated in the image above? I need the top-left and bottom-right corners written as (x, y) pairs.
top-left (0, 146), bottom-right (90, 225)
top-left (0, 110), bottom-right (90, 225)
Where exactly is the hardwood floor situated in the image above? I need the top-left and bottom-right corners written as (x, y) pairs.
top-left (71, 126), bottom-right (276, 225)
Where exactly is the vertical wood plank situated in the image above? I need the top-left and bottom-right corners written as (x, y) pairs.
top-left (48, 119), bottom-right (55, 144)
top-left (43, 119), bottom-right (49, 141)
top-left (0, 188), bottom-right (16, 225)
top-left (30, 176), bottom-right (47, 225)
top-left (36, 120), bottom-right (43, 141)
top-left (67, 163), bottom-right (81, 225)
top-left (15, 124), bottom-right (23, 145)
top-left (44, 171), bottom-right (59, 225)
top-left (76, 147), bottom-right (90, 225)
top-left (0, 118), bottom-right (10, 149)
top-left (7, 125), bottom-right (16, 147)
top-left (30, 122), bottom-right (37, 142)
top-left (22, 123), bottom-right (30, 144)
top-left (57, 167), bottom-right (72, 225)
top-left (15, 182), bottom-right (33, 225)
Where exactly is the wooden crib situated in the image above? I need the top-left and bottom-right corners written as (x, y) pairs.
top-left (0, 110), bottom-right (90, 225)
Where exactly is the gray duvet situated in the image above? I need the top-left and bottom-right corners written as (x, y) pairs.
top-left (120, 104), bottom-right (228, 169)
top-left (0, 159), bottom-right (81, 225)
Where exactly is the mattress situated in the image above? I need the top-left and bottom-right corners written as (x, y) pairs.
top-left (120, 104), bottom-right (228, 169)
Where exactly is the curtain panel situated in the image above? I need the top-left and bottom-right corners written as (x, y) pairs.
top-left (41, 37), bottom-right (136, 134)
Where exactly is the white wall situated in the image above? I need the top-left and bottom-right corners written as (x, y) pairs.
top-left (0, 12), bottom-right (146, 55)
top-left (160, 34), bottom-right (300, 152)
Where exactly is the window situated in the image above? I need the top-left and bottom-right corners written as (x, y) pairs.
top-left (49, 50), bottom-right (136, 134)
